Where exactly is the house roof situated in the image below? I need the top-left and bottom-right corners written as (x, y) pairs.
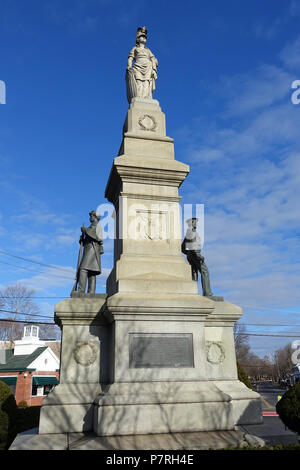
top-left (0, 347), bottom-right (48, 371)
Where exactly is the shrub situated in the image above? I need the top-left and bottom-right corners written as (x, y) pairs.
top-left (16, 406), bottom-right (41, 436)
top-left (237, 361), bottom-right (253, 390)
top-left (17, 400), bottom-right (28, 408)
top-left (0, 380), bottom-right (18, 450)
top-left (224, 444), bottom-right (300, 450)
top-left (276, 381), bottom-right (300, 435)
top-left (0, 381), bottom-right (41, 449)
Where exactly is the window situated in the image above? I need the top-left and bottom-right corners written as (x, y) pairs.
top-left (31, 376), bottom-right (58, 396)
top-left (32, 326), bottom-right (38, 337)
top-left (32, 384), bottom-right (54, 396)
top-left (44, 385), bottom-right (54, 394)
top-left (31, 384), bottom-right (43, 396)
top-left (0, 377), bottom-right (17, 396)
top-left (25, 326), bottom-right (31, 337)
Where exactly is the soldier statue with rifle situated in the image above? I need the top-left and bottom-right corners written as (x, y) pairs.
top-left (182, 218), bottom-right (214, 298)
top-left (71, 210), bottom-right (104, 295)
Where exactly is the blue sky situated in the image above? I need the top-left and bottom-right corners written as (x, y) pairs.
top-left (1, 0), bottom-right (300, 357)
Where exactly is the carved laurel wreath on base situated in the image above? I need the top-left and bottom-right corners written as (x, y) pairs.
top-left (73, 341), bottom-right (98, 366)
top-left (138, 114), bottom-right (157, 132)
top-left (206, 341), bottom-right (225, 364)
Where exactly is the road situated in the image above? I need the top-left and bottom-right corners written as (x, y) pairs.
top-left (252, 380), bottom-right (285, 413)
top-left (240, 381), bottom-right (299, 446)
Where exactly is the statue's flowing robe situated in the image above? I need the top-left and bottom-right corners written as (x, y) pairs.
top-left (129, 46), bottom-right (156, 82)
top-left (79, 223), bottom-right (103, 274)
top-left (126, 46), bottom-right (158, 101)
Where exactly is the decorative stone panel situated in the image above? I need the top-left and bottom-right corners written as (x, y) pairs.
top-left (206, 341), bottom-right (225, 364)
top-left (73, 341), bottom-right (98, 367)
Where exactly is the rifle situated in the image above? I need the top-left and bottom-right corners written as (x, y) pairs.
top-left (70, 224), bottom-right (85, 295)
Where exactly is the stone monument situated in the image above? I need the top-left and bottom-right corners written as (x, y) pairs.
top-left (11, 27), bottom-right (263, 450)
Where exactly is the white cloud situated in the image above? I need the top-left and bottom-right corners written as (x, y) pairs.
top-left (253, 19), bottom-right (282, 41)
top-left (14, 209), bottom-right (73, 227)
top-left (289, 0), bottom-right (300, 18)
top-left (179, 37), bottom-right (300, 358)
top-left (55, 234), bottom-right (77, 245)
top-left (16, 266), bottom-right (76, 292)
top-left (12, 265), bottom-right (110, 293)
top-left (219, 271), bottom-right (300, 310)
top-left (279, 36), bottom-right (300, 70)
top-left (223, 65), bottom-right (292, 116)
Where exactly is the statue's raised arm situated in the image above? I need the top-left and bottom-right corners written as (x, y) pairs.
top-left (126, 26), bottom-right (158, 103)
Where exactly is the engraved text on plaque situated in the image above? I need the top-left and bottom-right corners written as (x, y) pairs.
top-left (129, 333), bottom-right (194, 368)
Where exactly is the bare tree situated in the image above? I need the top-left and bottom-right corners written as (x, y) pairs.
top-left (0, 318), bottom-right (15, 343)
top-left (273, 343), bottom-right (294, 380)
top-left (233, 324), bottom-right (277, 381)
top-left (0, 284), bottom-right (40, 345)
top-left (40, 323), bottom-right (61, 342)
top-left (234, 323), bottom-right (250, 362)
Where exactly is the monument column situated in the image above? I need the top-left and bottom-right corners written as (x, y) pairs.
top-left (105, 97), bottom-right (199, 297)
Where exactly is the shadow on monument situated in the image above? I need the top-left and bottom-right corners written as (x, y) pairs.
top-left (11, 294), bottom-right (263, 450)
top-left (72, 307), bottom-right (261, 449)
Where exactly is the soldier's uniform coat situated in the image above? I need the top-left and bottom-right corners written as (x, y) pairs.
top-left (79, 224), bottom-right (102, 274)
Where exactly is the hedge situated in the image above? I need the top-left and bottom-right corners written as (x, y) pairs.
top-left (276, 381), bottom-right (300, 435)
top-left (0, 380), bottom-right (18, 450)
top-left (237, 361), bottom-right (253, 390)
top-left (0, 379), bottom-right (41, 450)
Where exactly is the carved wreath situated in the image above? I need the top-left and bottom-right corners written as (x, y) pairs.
top-left (206, 342), bottom-right (225, 364)
top-left (73, 341), bottom-right (98, 367)
top-left (138, 114), bottom-right (157, 132)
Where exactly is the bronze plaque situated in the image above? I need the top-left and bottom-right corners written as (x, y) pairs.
top-left (129, 333), bottom-right (194, 368)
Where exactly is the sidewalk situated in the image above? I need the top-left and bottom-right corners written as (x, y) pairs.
top-left (240, 416), bottom-right (299, 446)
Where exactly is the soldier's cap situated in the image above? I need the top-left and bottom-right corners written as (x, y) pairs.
top-left (186, 217), bottom-right (198, 225)
top-left (89, 210), bottom-right (101, 220)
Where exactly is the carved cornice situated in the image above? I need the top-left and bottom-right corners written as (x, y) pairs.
top-left (105, 157), bottom-right (189, 204)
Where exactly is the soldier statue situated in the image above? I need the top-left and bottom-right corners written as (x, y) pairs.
top-left (182, 218), bottom-right (214, 298)
top-left (71, 210), bottom-right (103, 295)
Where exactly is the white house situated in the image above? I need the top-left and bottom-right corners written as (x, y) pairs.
top-left (0, 324), bottom-right (60, 405)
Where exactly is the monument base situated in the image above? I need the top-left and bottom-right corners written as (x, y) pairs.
top-left (36, 380), bottom-right (261, 436)
top-left (35, 296), bottom-right (262, 436)
top-left (70, 292), bottom-right (107, 299)
top-left (92, 380), bottom-right (262, 437)
top-left (9, 427), bottom-right (266, 450)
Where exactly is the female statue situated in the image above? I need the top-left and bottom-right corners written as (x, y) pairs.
top-left (126, 27), bottom-right (158, 103)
